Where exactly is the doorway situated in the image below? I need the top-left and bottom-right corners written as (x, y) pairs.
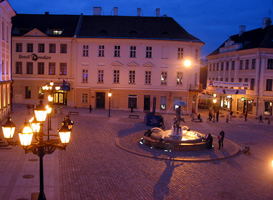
top-left (144, 95), bottom-right (151, 111)
top-left (96, 92), bottom-right (105, 108)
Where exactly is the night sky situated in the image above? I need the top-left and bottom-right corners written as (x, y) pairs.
top-left (8, 0), bottom-right (273, 58)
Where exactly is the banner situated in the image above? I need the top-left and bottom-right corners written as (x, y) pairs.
top-left (208, 80), bottom-right (249, 88)
top-left (215, 88), bottom-right (246, 94)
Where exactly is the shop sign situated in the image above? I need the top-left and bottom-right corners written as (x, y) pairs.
top-left (215, 88), bottom-right (246, 94)
top-left (209, 80), bottom-right (249, 88)
top-left (18, 54), bottom-right (51, 61)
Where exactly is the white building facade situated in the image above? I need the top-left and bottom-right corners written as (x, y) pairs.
top-left (12, 8), bottom-right (204, 113)
top-left (0, 0), bottom-right (15, 121)
top-left (206, 18), bottom-right (273, 117)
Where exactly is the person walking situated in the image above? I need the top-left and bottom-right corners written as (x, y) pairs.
top-left (259, 114), bottom-right (263, 123)
top-left (206, 133), bottom-right (213, 149)
top-left (218, 132), bottom-right (223, 150)
top-left (220, 130), bottom-right (225, 148)
top-left (216, 110), bottom-right (219, 122)
top-left (89, 105), bottom-right (92, 113)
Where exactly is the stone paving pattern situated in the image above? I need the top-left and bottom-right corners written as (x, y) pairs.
top-left (1, 105), bottom-right (273, 199)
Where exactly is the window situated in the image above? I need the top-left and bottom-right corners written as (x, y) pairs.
top-left (114, 45), bottom-right (120, 57)
top-left (239, 78), bottom-right (242, 82)
top-left (245, 59), bottom-right (249, 69)
top-left (244, 78), bottom-right (248, 89)
top-left (16, 43), bottom-right (22, 52)
top-left (83, 45), bottom-right (89, 57)
top-left (146, 46), bottom-right (152, 58)
top-left (226, 62), bottom-right (229, 70)
top-left (38, 43), bottom-right (45, 53)
top-left (129, 70), bottom-right (135, 84)
top-left (195, 49), bottom-right (199, 60)
top-left (2, 22), bottom-right (4, 40)
top-left (130, 46), bottom-right (136, 58)
top-left (145, 71), bottom-right (151, 85)
top-left (220, 78), bottom-right (223, 81)
top-left (25, 86), bottom-right (31, 99)
top-left (252, 59), bottom-right (256, 69)
top-left (98, 45), bottom-right (104, 57)
top-left (266, 79), bottom-right (273, 91)
top-left (38, 86), bottom-right (44, 99)
top-left (128, 95), bottom-right (137, 109)
top-left (161, 71), bottom-right (167, 85)
top-left (82, 69), bottom-right (88, 83)
top-left (177, 72), bottom-right (183, 85)
top-left (177, 48), bottom-right (183, 59)
top-left (98, 70), bottom-right (104, 83)
top-left (49, 44), bottom-right (56, 53)
top-left (231, 78), bottom-right (234, 82)
top-left (221, 62), bottom-right (224, 71)
top-left (216, 63), bottom-right (219, 71)
top-left (26, 62), bottom-right (33, 74)
top-left (213, 63), bottom-right (215, 71)
top-left (250, 78), bottom-right (255, 90)
top-left (27, 43), bottom-right (33, 52)
top-left (113, 70), bottom-right (120, 83)
top-left (60, 44), bottom-right (67, 53)
top-left (60, 63), bottom-right (67, 75)
top-left (160, 96), bottom-right (167, 110)
top-left (82, 94), bottom-right (88, 104)
top-left (38, 62), bottom-right (44, 75)
top-left (267, 59), bottom-right (273, 69)
top-left (239, 60), bottom-right (243, 70)
top-left (232, 61), bottom-right (235, 70)
top-left (209, 64), bottom-right (212, 71)
top-left (49, 63), bottom-right (55, 75)
top-left (225, 78), bottom-right (228, 82)
top-left (16, 62), bottom-right (22, 74)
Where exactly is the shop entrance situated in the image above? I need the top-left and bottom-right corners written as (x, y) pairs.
top-left (144, 95), bottom-right (150, 111)
top-left (96, 92), bottom-right (105, 108)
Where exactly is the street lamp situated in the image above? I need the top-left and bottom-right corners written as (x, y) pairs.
top-left (108, 92), bottom-right (112, 117)
top-left (1, 100), bottom-right (72, 200)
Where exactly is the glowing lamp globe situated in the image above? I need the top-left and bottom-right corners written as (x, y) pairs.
top-left (29, 116), bottom-right (40, 133)
top-left (184, 59), bottom-right (192, 68)
top-left (58, 124), bottom-right (71, 144)
top-left (2, 117), bottom-right (16, 140)
top-left (18, 120), bottom-right (33, 146)
top-left (46, 105), bottom-right (52, 114)
top-left (34, 100), bottom-right (48, 122)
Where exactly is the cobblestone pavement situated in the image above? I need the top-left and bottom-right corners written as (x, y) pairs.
top-left (1, 105), bottom-right (273, 200)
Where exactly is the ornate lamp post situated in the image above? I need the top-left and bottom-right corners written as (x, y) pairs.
top-left (108, 92), bottom-right (112, 117)
top-left (1, 100), bottom-right (72, 200)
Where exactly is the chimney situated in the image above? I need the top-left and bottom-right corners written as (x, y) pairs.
top-left (93, 7), bottom-right (102, 15)
top-left (137, 8), bottom-right (141, 16)
top-left (239, 25), bottom-right (246, 36)
top-left (262, 17), bottom-right (272, 29)
top-left (156, 8), bottom-right (160, 17)
top-left (113, 7), bottom-right (118, 16)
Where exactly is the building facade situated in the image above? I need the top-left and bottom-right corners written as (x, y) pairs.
top-left (12, 8), bottom-right (204, 113)
top-left (206, 18), bottom-right (273, 117)
top-left (0, 0), bottom-right (15, 121)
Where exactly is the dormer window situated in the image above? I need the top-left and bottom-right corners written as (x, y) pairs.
top-left (225, 40), bottom-right (234, 47)
top-left (53, 30), bottom-right (62, 35)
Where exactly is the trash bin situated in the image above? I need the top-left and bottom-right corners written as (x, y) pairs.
top-left (145, 112), bottom-right (162, 127)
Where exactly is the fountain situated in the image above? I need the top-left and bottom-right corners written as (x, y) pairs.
top-left (142, 105), bottom-right (207, 151)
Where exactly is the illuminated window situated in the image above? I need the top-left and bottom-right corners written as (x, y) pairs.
top-left (38, 86), bottom-right (44, 99)
top-left (25, 86), bottom-right (31, 99)
top-left (177, 72), bottom-right (183, 85)
top-left (161, 71), bottom-right (167, 85)
top-left (60, 63), bottom-right (67, 75)
top-left (82, 69), bottom-right (88, 83)
top-left (53, 30), bottom-right (62, 35)
top-left (98, 70), bottom-right (104, 83)
top-left (49, 63), bottom-right (55, 75)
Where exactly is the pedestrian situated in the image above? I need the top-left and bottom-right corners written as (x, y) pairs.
top-left (220, 130), bottom-right (225, 147)
top-left (226, 111), bottom-right (229, 123)
top-left (218, 132), bottom-right (223, 150)
top-left (130, 102), bottom-right (134, 113)
top-left (258, 114), bottom-right (262, 123)
top-left (208, 111), bottom-right (212, 121)
top-left (89, 105), bottom-right (92, 113)
top-left (216, 110), bottom-right (219, 122)
top-left (245, 112), bottom-right (248, 122)
top-left (205, 133), bottom-right (213, 149)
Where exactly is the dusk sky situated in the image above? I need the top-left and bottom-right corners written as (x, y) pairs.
top-left (8, 0), bottom-right (273, 58)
